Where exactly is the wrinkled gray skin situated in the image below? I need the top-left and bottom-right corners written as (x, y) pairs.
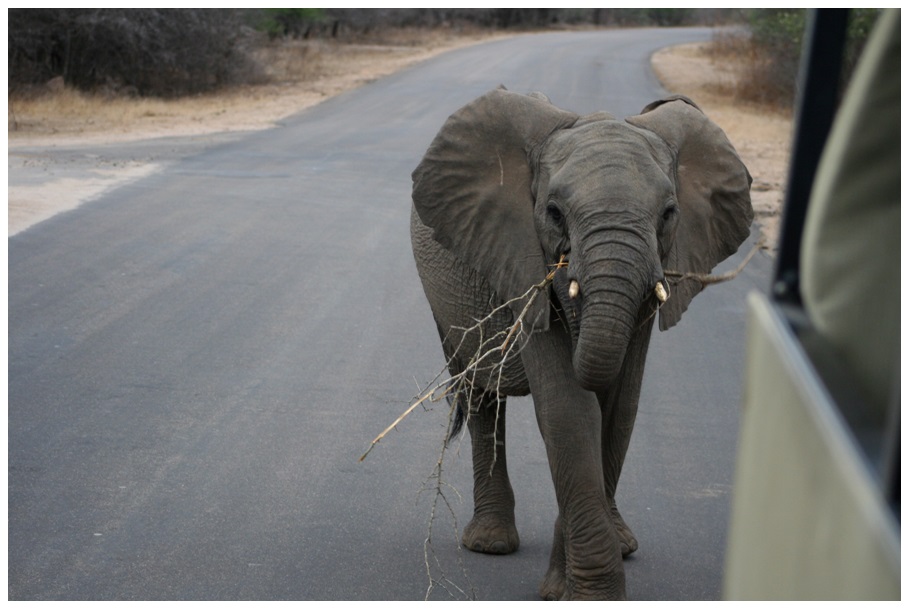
top-left (410, 88), bottom-right (753, 600)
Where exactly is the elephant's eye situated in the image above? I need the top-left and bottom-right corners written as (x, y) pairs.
top-left (662, 203), bottom-right (679, 223)
top-left (546, 203), bottom-right (565, 226)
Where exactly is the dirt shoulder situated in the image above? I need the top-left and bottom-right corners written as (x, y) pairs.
top-left (9, 32), bottom-right (791, 246)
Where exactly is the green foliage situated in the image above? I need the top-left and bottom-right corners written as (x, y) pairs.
top-left (257, 8), bottom-right (325, 39)
top-left (743, 9), bottom-right (807, 107)
top-left (844, 9), bottom-right (881, 74)
top-left (743, 9), bottom-right (883, 109)
top-left (748, 8), bottom-right (807, 48)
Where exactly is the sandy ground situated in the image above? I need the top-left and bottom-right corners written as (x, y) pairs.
top-left (8, 33), bottom-right (790, 246)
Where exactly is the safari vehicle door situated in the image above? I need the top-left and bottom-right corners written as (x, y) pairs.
top-left (723, 8), bottom-right (900, 600)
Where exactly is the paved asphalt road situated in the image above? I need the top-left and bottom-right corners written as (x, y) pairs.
top-left (9, 28), bottom-right (774, 600)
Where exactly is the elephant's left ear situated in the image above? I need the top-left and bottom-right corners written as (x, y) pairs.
top-left (627, 96), bottom-right (753, 330)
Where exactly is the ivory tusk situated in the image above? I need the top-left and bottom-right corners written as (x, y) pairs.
top-left (655, 281), bottom-right (669, 303)
top-left (568, 280), bottom-right (579, 299)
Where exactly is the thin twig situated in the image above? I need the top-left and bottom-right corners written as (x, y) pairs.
top-left (664, 240), bottom-right (762, 288)
top-left (419, 401), bottom-right (473, 600)
top-left (359, 256), bottom-right (566, 462)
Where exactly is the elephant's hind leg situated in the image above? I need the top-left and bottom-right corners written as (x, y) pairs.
top-left (462, 391), bottom-right (519, 555)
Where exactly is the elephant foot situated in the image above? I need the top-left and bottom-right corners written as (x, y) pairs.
top-left (539, 516), bottom-right (566, 600)
top-left (539, 566), bottom-right (626, 600)
top-left (610, 502), bottom-right (638, 557)
top-left (538, 564), bottom-right (566, 601)
top-left (462, 513), bottom-right (519, 555)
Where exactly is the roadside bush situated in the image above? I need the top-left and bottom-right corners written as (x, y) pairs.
top-left (8, 9), bottom-right (262, 97)
top-left (744, 9), bottom-right (808, 108)
top-left (842, 9), bottom-right (881, 80)
top-left (249, 8), bottom-right (738, 41)
top-left (8, 8), bottom-right (755, 100)
top-left (257, 9), bottom-right (326, 39)
top-left (727, 8), bottom-right (882, 110)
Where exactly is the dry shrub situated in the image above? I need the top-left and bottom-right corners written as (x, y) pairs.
top-left (8, 9), bottom-right (263, 98)
top-left (250, 40), bottom-right (320, 83)
top-left (707, 9), bottom-right (882, 113)
top-left (708, 28), bottom-right (797, 111)
top-left (250, 25), bottom-right (495, 84)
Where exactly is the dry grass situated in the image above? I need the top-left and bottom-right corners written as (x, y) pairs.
top-left (8, 27), bottom-right (507, 143)
top-left (10, 88), bottom-right (236, 135)
top-left (700, 31), bottom-right (762, 101)
top-left (704, 29), bottom-right (797, 111)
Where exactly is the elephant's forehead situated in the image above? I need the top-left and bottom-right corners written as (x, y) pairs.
top-left (544, 121), bottom-right (670, 179)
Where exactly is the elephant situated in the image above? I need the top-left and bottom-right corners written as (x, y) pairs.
top-left (409, 87), bottom-right (753, 600)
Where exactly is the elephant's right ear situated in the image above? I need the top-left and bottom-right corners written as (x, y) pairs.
top-left (412, 88), bottom-right (578, 328)
top-left (627, 96), bottom-right (753, 331)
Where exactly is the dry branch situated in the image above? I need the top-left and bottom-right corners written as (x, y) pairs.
top-left (360, 243), bottom-right (758, 598)
top-left (360, 257), bottom-right (566, 599)
top-left (663, 239), bottom-right (762, 288)
top-left (359, 256), bottom-right (567, 463)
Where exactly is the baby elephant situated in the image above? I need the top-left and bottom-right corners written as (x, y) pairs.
top-left (410, 88), bottom-right (752, 600)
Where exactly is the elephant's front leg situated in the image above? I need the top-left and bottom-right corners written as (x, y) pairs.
top-left (462, 391), bottom-right (520, 555)
top-left (522, 327), bottom-right (626, 600)
top-left (599, 317), bottom-right (655, 558)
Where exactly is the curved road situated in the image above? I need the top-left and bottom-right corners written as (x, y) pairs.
top-left (9, 28), bottom-right (773, 600)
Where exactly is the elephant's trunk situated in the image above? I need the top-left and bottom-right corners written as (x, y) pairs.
top-left (570, 235), bottom-right (655, 392)
top-left (572, 286), bottom-right (635, 392)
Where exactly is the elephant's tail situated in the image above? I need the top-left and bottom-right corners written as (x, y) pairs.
top-left (446, 387), bottom-right (467, 443)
